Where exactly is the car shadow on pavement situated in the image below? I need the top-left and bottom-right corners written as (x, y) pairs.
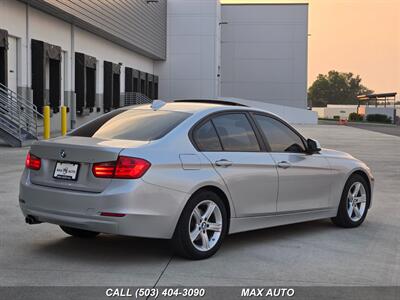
top-left (31, 219), bottom-right (336, 262)
top-left (33, 234), bottom-right (174, 264)
top-left (222, 219), bottom-right (336, 250)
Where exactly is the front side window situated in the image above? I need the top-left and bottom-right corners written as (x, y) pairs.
top-left (70, 109), bottom-right (191, 141)
top-left (254, 114), bottom-right (305, 153)
top-left (212, 113), bottom-right (260, 152)
top-left (193, 121), bottom-right (223, 151)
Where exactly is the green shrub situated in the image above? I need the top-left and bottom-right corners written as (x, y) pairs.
top-left (348, 112), bottom-right (364, 121)
top-left (366, 114), bottom-right (392, 124)
top-left (333, 115), bottom-right (340, 120)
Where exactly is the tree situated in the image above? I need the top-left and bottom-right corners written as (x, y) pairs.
top-left (308, 71), bottom-right (373, 107)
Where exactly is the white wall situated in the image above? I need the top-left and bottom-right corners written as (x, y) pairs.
top-left (312, 105), bottom-right (358, 120)
top-left (365, 107), bottom-right (396, 121)
top-left (0, 0), bottom-right (156, 133)
top-left (312, 105), bottom-right (396, 122)
top-left (220, 97), bottom-right (317, 124)
top-left (220, 4), bottom-right (308, 109)
top-left (258, 102), bottom-right (317, 124)
top-left (73, 27), bottom-right (154, 127)
top-left (29, 6), bottom-right (72, 111)
top-left (312, 107), bottom-right (325, 119)
top-left (154, 0), bottom-right (221, 99)
top-left (0, 0), bottom-right (30, 93)
top-left (74, 27), bottom-right (154, 94)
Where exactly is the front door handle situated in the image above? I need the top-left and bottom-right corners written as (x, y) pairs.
top-left (277, 161), bottom-right (291, 169)
top-left (215, 159), bottom-right (233, 167)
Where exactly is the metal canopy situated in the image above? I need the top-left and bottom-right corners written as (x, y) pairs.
top-left (357, 92), bottom-right (397, 108)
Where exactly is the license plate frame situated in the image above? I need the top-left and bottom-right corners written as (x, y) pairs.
top-left (53, 162), bottom-right (80, 181)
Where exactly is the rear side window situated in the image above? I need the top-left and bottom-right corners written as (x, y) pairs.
top-left (212, 113), bottom-right (260, 152)
top-left (70, 109), bottom-right (191, 141)
top-left (193, 121), bottom-right (222, 151)
top-left (254, 114), bottom-right (305, 153)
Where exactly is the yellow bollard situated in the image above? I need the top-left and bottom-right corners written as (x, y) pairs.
top-left (43, 105), bottom-right (50, 140)
top-left (61, 106), bottom-right (67, 136)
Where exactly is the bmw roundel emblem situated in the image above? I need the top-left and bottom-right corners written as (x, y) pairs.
top-left (60, 150), bottom-right (66, 158)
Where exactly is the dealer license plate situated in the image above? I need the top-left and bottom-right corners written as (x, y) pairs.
top-left (53, 162), bottom-right (79, 181)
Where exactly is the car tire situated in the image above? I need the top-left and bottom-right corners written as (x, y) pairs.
top-left (60, 226), bottom-right (100, 238)
top-left (172, 190), bottom-right (228, 260)
top-left (331, 174), bottom-right (370, 228)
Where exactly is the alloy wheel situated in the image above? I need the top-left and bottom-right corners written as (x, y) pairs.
top-left (347, 182), bottom-right (367, 222)
top-left (188, 200), bottom-right (223, 252)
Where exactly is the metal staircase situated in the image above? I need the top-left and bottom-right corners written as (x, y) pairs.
top-left (0, 83), bottom-right (43, 147)
top-left (124, 92), bottom-right (153, 106)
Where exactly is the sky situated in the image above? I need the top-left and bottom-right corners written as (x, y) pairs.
top-left (221, 0), bottom-right (400, 94)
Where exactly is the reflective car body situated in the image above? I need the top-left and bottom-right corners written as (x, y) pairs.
top-left (19, 101), bottom-right (374, 239)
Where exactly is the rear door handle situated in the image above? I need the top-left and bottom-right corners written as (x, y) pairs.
top-left (277, 161), bottom-right (291, 169)
top-left (215, 159), bottom-right (233, 167)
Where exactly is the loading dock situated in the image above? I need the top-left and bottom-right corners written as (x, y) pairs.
top-left (154, 75), bottom-right (159, 99)
top-left (103, 61), bottom-right (121, 112)
top-left (139, 71), bottom-right (146, 96)
top-left (133, 69), bottom-right (140, 93)
top-left (125, 67), bottom-right (133, 96)
top-left (31, 39), bottom-right (62, 113)
top-left (124, 67), bottom-right (141, 105)
top-left (48, 57), bottom-right (60, 113)
top-left (75, 52), bottom-right (97, 114)
top-left (147, 73), bottom-right (153, 99)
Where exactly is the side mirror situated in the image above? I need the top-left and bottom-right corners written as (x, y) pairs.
top-left (307, 138), bottom-right (321, 154)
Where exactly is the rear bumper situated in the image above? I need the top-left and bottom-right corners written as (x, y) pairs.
top-left (19, 170), bottom-right (189, 239)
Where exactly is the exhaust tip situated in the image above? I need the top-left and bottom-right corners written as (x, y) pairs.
top-left (25, 215), bottom-right (41, 225)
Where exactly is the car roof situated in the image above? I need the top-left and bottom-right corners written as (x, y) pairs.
top-left (126, 99), bottom-right (270, 115)
top-left (127, 102), bottom-right (239, 114)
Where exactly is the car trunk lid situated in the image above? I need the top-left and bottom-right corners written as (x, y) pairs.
top-left (29, 136), bottom-right (149, 193)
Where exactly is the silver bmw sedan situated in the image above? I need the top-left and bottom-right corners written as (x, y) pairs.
top-left (19, 100), bottom-right (374, 260)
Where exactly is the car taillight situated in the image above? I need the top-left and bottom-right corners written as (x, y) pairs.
top-left (114, 156), bottom-right (151, 179)
top-left (92, 162), bottom-right (115, 178)
top-left (92, 156), bottom-right (151, 179)
top-left (25, 152), bottom-right (41, 170)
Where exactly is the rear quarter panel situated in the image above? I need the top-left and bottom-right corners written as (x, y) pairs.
top-left (119, 118), bottom-right (237, 219)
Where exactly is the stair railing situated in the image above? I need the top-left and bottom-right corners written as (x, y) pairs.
top-left (0, 83), bottom-right (43, 142)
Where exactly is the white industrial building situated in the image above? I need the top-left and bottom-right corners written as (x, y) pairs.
top-left (312, 105), bottom-right (359, 120)
top-left (0, 0), bottom-right (315, 147)
top-left (313, 103), bottom-right (397, 122)
top-left (220, 4), bottom-right (308, 109)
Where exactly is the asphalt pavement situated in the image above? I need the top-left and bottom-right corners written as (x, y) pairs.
top-left (0, 125), bottom-right (399, 287)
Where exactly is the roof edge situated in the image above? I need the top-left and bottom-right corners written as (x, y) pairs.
top-left (221, 3), bottom-right (309, 6)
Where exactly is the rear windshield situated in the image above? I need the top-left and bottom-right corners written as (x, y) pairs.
top-left (69, 109), bottom-right (191, 141)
